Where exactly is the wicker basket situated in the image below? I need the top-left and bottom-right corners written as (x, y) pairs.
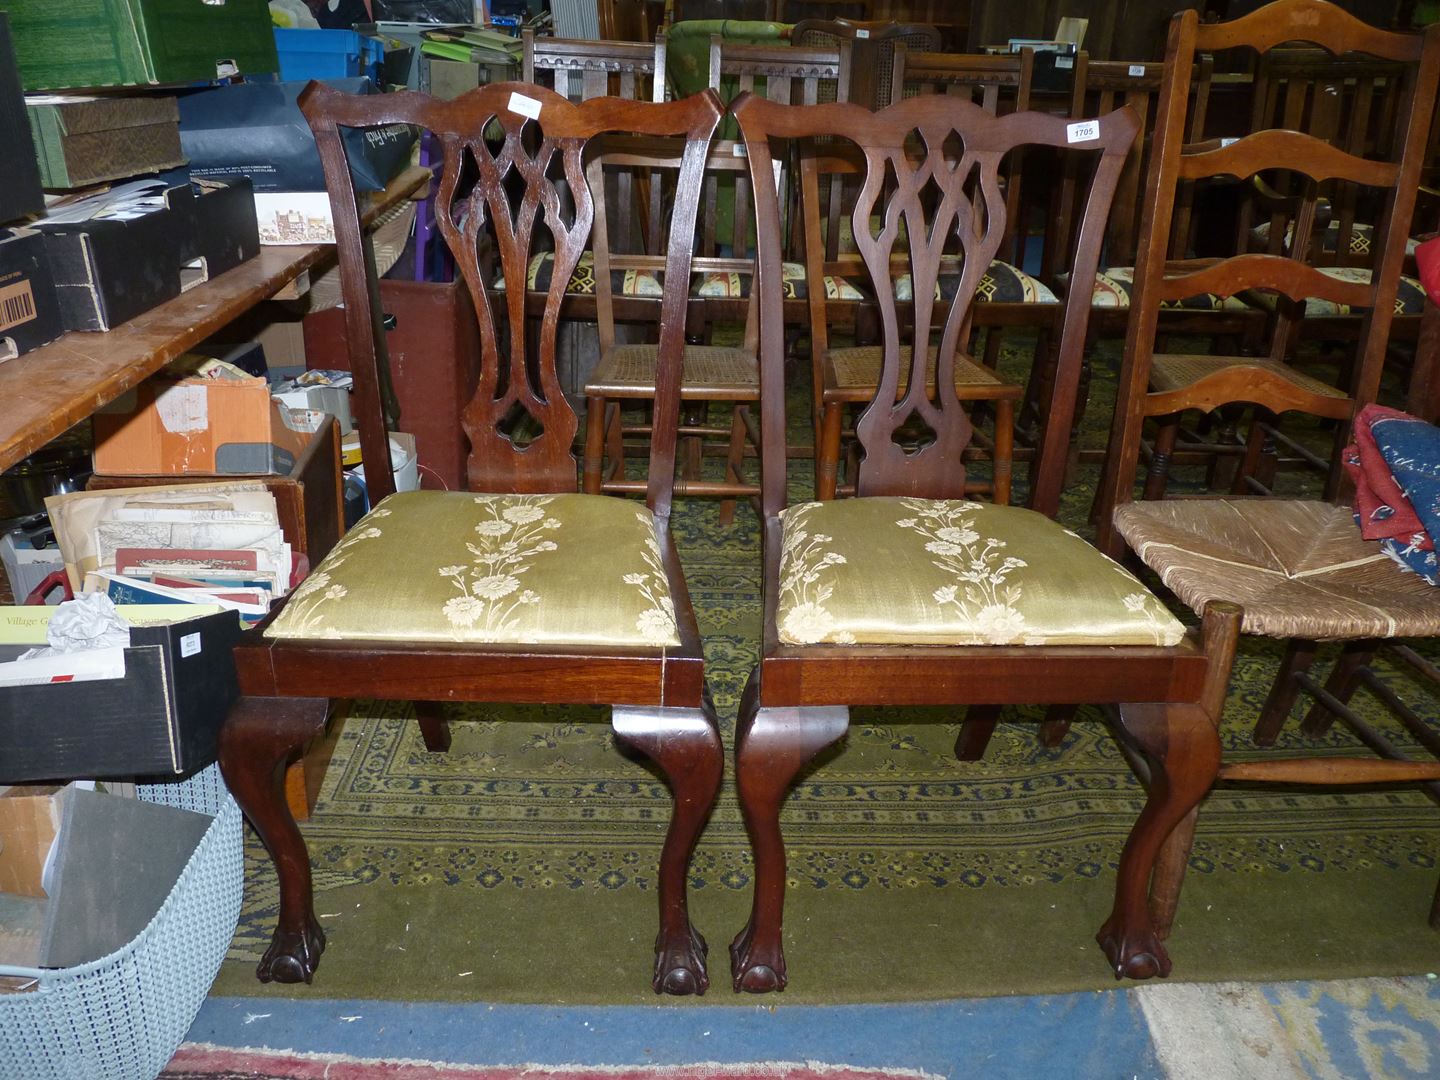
top-left (0, 765), bottom-right (243, 1080)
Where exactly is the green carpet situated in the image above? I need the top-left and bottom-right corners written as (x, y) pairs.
top-left (215, 337), bottom-right (1440, 1004)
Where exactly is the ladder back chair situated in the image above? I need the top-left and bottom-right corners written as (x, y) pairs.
top-left (219, 83), bottom-right (728, 996)
top-left (1100, 0), bottom-right (1440, 941)
top-left (729, 89), bottom-right (1243, 993)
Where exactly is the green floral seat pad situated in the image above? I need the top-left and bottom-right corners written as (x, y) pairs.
top-left (267, 492), bottom-right (680, 648)
top-left (776, 497), bottom-right (1185, 647)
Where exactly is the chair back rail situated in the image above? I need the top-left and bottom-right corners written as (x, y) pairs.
top-left (1095, 0), bottom-right (1440, 554)
top-left (736, 93), bottom-right (1136, 516)
top-left (301, 83), bottom-right (723, 512)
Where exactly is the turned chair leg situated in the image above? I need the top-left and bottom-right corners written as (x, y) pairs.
top-left (720, 405), bottom-right (747, 527)
top-left (219, 695), bottom-right (332, 984)
top-left (1143, 414), bottom-right (1181, 502)
top-left (612, 700), bottom-right (724, 995)
top-left (730, 674), bottom-right (849, 993)
top-left (955, 705), bottom-right (1000, 761)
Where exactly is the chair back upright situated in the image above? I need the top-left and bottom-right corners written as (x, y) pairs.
top-left (1046, 54), bottom-right (1215, 282)
top-left (301, 83), bottom-right (723, 513)
top-left (736, 92), bottom-right (1137, 517)
top-left (1096, 0), bottom-right (1440, 554)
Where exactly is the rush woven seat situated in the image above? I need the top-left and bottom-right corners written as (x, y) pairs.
top-left (1114, 498), bottom-right (1440, 640)
top-left (586, 344), bottom-right (759, 397)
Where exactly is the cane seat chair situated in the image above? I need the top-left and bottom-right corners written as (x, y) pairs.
top-left (1096, 0), bottom-right (1440, 937)
top-left (727, 89), bottom-right (1244, 993)
top-left (790, 18), bottom-right (942, 111)
top-left (218, 83), bottom-right (728, 996)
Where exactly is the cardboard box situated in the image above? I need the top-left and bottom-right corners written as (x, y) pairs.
top-left (33, 201), bottom-right (184, 332)
top-left (5, 0), bottom-right (278, 91)
top-left (164, 178), bottom-right (261, 289)
top-left (93, 368), bottom-right (320, 476)
top-left (0, 16), bottom-right (43, 225)
top-left (420, 56), bottom-right (514, 100)
top-left (90, 418), bottom-right (344, 566)
top-left (0, 785), bottom-right (63, 897)
top-left (0, 228), bottom-right (63, 362)
top-left (26, 95), bottom-right (184, 190)
top-left (0, 608), bottom-right (242, 782)
top-left (273, 384), bottom-right (353, 434)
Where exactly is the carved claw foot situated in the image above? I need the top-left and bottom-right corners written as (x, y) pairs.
top-left (1096, 913), bottom-right (1171, 981)
top-left (729, 917), bottom-right (787, 993)
top-left (653, 923), bottom-right (709, 995)
top-left (257, 915), bottom-right (326, 984)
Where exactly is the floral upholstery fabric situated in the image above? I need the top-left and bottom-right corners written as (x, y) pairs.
top-left (894, 260), bottom-right (1058, 304)
top-left (1251, 221), bottom-right (1421, 259)
top-left (1241, 266), bottom-right (1428, 317)
top-left (691, 261), bottom-right (865, 301)
top-left (1087, 266), bottom-right (1251, 312)
top-left (775, 498), bottom-right (1184, 647)
top-left (267, 491), bottom-right (680, 648)
top-left (493, 251), bottom-right (663, 297)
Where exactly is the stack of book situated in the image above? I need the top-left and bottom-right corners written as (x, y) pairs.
top-left (419, 26), bottom-right (522, 68)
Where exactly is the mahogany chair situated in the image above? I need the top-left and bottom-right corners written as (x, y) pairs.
top-left (727, 89), bottom-right (1243, 993)
top-left (803, 48), bottom-right (1049, 496)
top-left (1098, 0), bottom-right (1440, 936)
top-left (218, 83), bottom-right (727, 996)
top-left (582, 38), bottom-right (852, 521)
top-left (789, 18), bottom-right (943, 111)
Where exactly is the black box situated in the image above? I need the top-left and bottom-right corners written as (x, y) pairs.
top-left (33, 202), bottom-right (185, 332)
top-left (0, 609), bottom-right (242, 783)
top-left (164, 177), bottom-right (262, 289)
top-left (0, 15), bottom-right (44, 225)
top-left (0, 228), bottom-right (63, 361)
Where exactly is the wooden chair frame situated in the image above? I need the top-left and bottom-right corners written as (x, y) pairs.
top-left (1096, 0), bottom-right (1440, 554)
top-left (219, 83), bottom-right (728, 997)
top-left (728, 89), bottom-right (1242, 993)
top-left (1096, 0), bottom-right (1440, 947)
top-left (790, 17), bottom-right (943, 111)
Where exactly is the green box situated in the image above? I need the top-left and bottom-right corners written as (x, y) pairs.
top-left (27, 96), bottom-right (185, 188)
top-left (6, 0), bottom-right (278, 91)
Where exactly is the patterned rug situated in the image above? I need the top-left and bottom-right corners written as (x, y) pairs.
top-left (215, 338), bottom-right (1440, 1003)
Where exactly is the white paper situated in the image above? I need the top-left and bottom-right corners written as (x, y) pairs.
top-left (0, 646), bottom-right (127, 688)
top-left (507, 92), bottom-right (542, 120)
top-left (1128, 64), bottom-right (1146, 77)
top-left (1067, 120), bottom-right (1100, 143)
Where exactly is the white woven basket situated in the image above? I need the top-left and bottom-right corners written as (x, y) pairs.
top-left (0, 765), bottom-right (243, 1080)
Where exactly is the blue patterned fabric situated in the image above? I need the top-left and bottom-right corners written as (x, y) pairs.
top-left (1366, 410), bottom-right (1440, 584)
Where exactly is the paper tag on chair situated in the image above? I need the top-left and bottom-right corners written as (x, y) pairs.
top-left (1066, 120), bottom-right (1100, 143)
top-left (507, 92), bottom-right (543, 120)
top-left (1128, 64), bottom-right (1146, 77)
top-left (855, 27), bottom-right (870, 38)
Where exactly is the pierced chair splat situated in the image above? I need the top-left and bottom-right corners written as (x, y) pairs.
top-left (218, 83), bottom-right (727, 996)
top-left (728, 89), bottom-right (1242, 993)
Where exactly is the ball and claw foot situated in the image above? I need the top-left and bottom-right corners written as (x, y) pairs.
top-left (1096, 914), bottom-right (1171, 981)
top-left (257, 917), bottom-right (326, 985)
top-left (729, 918), bottom-right (787, 993)
top-left (653, 924), bottom-right (710, 996)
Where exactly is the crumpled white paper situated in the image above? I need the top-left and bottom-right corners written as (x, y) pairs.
top-left (19, 593), bottom-right (132, 660)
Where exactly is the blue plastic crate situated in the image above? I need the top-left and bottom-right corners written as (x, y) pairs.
top-left (274, 28), bottom-right (384, 82)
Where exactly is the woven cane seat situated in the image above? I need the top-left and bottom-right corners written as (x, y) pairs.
top-left (1114, 499), bottom-right (1440, 640)
top-left (825, 346), bottom-right (1012, 396)
top-left (1149, 354), bottom-right (1347, 400)
top-left (586, 344), bottom-right (759, 398)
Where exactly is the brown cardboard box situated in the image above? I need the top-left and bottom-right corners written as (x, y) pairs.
top-left (93, 369), bottom-right (319, 476)
top-left (0, 784), bottom-right (63, 897)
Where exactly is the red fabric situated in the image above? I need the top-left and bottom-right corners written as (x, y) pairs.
top-left (1346, 403), bottom-right (1429, 546)
top-left (1419, 236), bottom-right (1440, 305)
